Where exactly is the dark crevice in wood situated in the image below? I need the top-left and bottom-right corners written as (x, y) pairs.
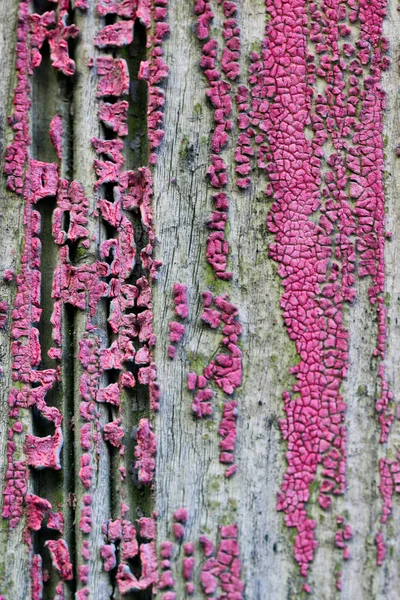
top-left (32, 526), bottom-right (63, 599)
top-left (64, 301), bottom-right (77, 596)
top-left (33, 0), bottom-right (55, 14)
top-left (36, 196), bottom-right (57, 373)
top-left (31, 40), bottom-right (58, 164)
top-left (121, 25), bottom-right (155, 579)
top-left (123, 21), bottom-right (149, 171)
top-left (33, 194), bottom-right (71, 599)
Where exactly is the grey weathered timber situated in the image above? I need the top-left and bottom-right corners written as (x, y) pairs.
top-left (1, 1), bottom-right (400, 599)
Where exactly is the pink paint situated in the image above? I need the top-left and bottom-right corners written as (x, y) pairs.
top-left (45, 539), bottom-right (73, 580)
top-left (252, 0), bottom-right (391, 578)
top-left (158, 570), bottom-right (175, 589)
top-left (78, 565), bottom-right (89, 583)
top-left (49, 115), bottom-right (63, 160)
top-left (139, 0), bottom-right (169, 164)
top-left (219, 400), bottom-right (237, 477)
top-left (139, 517), bottom-right (156, 539)
top-left (31, 554), bottom-right (43, 600)
top-left (79, 503), bottom-right (92, 534)
top-left (172, 283), bottom-right (188, 319)
top-left (25, 427), bottom-right (63, 470)
top-left (183, 557), bottom-right (195, 581)
top-left (173, 523), bottom-right (185, 541)
top-left (168, 284), bottom-right (188, 358)
top-left (3, 149), bottom-right (68, 553)
top-left (48, 13), bottom-right (79, 76)
top-left (96, 57), bottom-right (130, 97)
top-left (234, 86), bottom-right (254, 190)
top-left (98, 101), bottom-right (129, 137)
top-left (30, 11), bottom-right (56, 70)
top-left (82, 541), bottom-right (90, 561)
top-left (96, 382), bottom-right (121, 406)
top-left (206, 232), bottom-right (231, 280)
top-left (135, 418), bottom-right (157, 485)
top-left (103, 518), bottom-right (123, 543)
top-left (3, 269), bottom-right (15, 282)
top-left (79, 454), bottom-right (93, 489)
top-left (335, 518), bottom-right (353, 562)
top-left (199, 524), bottom-right (243, 597)
top-left (169, 321), bottom-right (185, 344)
top-left (54, 179), bottom-right (89, 248)
top-left (160, 541), bottom-right (173, 559)
top-left (0, 301), bottom-right (8, 330)
top-left (173, 508), bottom-right (188, 523)
top-left (200, 535), bottom-right (214, 558)
top-left (4, 0), bottom-right (31, 195)
top-left (194, 4), bottom-right (242, 279)
top-left (94, 21), bottom-right (134, 48)
top-left (375, 531), bottom-right (386, 566)
top-left (100, 544), bottom-right (117, 571)
top-left (184, 542), bottom-right (194, 555)
top-left (189, 293), bottom-right (242, 423)
top-left (116, 542), bottom-right (158, 593)
top-left (48, 511), bottom-right (64, 533)
top-left (103, 418), bottom-right (124, 448)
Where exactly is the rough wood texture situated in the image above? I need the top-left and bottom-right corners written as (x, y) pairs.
top-left (1, 1), bottom-right (400, 599)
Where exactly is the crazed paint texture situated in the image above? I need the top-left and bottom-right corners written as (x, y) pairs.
top-left (158, 509), bottom-right (243, 599)
top-left (188, 292), bottom-right (242, 477)
top-left (89, 0), bottom-right (168, 594)
top-left (200, 523), bottom-right (243, 598)
top-left (168, 283), bottom-right (187, 359)
top-left (2, 4), bottom-right (77, 596)
top-left (3, 0), bottom-right (166, 596)
top-left (195, 0), bottom-right (243, 280)
top-left (2, 0), bottom-right (396, 595)
top-left (101, 515), bottom-right (158, 593)
top-left (256, 0), bottom-right (391, 582)
top-left (134, 418), bottom-right (157, 484)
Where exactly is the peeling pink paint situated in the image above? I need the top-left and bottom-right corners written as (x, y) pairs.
top-left (4, 0), bottom-right (395, 594)
top-left (172, 283), bottom-right (188, 319)
top-left (94, 21), bottom-right (135, 48)
top-left (25, 427), bottom-right (63, 470)
top-left (168, 284), bottom-right (188, 359)
top-left (96, 57), bottom-right (130, 97)
top-left (139, 516), bottom-right (156, 539)
top-left (48, 12), bottom-right (79, 76)
top-left (0, 302), bottom-right (8, 330)
top-left (100, 543), bottom-right (117, 571)
top-left (45, 539), bottom-right (73, 581)
top-left (189, 292), bottom-right (241, 423)
top-left (103, 418), bottom-right (124, 448)
top-left (135, 418), bottom-right (157, 484)
top-left (200, 523), bottom-right (243, 599)
top-left (98, 101), bottom-right (129, 137)
top-left (4, 0), bottom-right (31, 195)
top-left (195, 1), bottom-right (242, 279)
top-left (375, 531), bottom-right (386, 566)
top-left (31, 554), bottom-right (43, 600)
top-left (254, 0), bottom-right (391, 581)
top-left (49, 115), bottom-right (63, 160)
top-left (116, 542), bottom-right (158, 593)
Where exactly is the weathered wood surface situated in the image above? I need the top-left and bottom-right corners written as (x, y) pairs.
top-left (1, 1), bottom-right (400, 599)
